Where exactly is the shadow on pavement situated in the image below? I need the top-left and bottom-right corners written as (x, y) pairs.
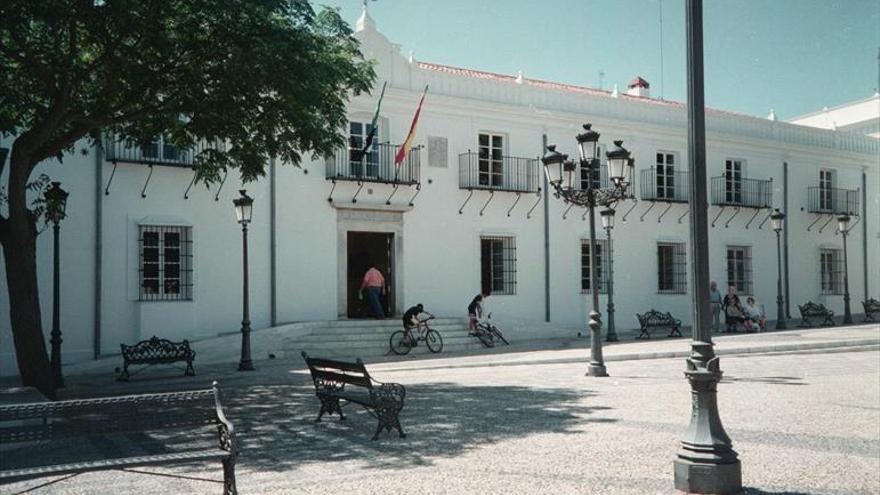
top-left (222, 377), bottom-right (613, 473)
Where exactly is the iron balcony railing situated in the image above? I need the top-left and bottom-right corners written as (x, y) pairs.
top-left (104, 138), bottom-right (224, 168)
top-left (458, 151), bottom-right (539, 193)
top-left (325, 142), bottom-right (420, 185)
top-left (807, 187), bottom-right (859, 215)
top-left (710, 176), bottom-right (772, 208)
top-left (639, 168), bottom-right (689, 203)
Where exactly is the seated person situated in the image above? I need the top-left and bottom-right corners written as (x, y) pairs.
top-left (723, 286), bottom-right (745, 332)
top-left (467, 291), bottom-right (489, 335)
top-left (743, 297), bottom-right (765, 332)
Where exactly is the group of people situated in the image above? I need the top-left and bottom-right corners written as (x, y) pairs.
top-left (360, 262), bottom-right (490, 334)
top-left (709, 281), bottom-right (765, 333)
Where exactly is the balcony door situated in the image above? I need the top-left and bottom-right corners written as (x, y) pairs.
top-left (656, 152), bottom-right (675, 200)
top-left (478, 133), bottom-right (504, 188)
top-left (349, 121), bottom-right (380, 179)
top-left (724, 159), bottom-right (744, 204)
top-left (819, 169), bottom-right (834, 212)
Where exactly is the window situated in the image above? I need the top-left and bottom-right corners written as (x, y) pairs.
top-left (141, 135), bottom-right (181, 162)
top-left (349, 121), bottom-right (379, 178)
top-left (656, 152), bottom-right (676, 199)
top-left (579, 144), bottom-right (606, 191)
top-left (726, 246), bottom-right (753, 295)
top-left (657, 242), bottom-right (687, 294)
top-left (819, 169), bottom-right (834, 211)
top-left (480, 236), bottom-right (516, 295)
top-left (581, 239), bottom-right (609, 294)
top-left (724, 159), bottom-right (744, 204)
top-left (478, 133), bottom-right (504, 188)
top-left (139, 225), bottom-right (193, 301)
top-left (819, 249), bottom-right (843, 295)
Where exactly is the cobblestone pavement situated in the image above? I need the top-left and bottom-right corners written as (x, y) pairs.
top-left (2, 346), bottom-right (879, 494)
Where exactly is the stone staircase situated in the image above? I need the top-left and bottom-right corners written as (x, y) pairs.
top-left (281, 317), bottom-right (483, 361)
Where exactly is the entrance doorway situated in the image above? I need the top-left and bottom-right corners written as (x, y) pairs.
top-left (347, 231), bottom-right (394, 318)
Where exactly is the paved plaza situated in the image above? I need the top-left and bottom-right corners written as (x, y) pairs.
top-left (2, 327), bottom-right (879, 494)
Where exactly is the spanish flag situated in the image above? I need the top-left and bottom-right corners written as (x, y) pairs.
top-left (394, 85), bottom-right (428, 167)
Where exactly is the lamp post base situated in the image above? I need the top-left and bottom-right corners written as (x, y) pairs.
top-left (673, 458), bottom-right (743, 494)
top-left (238, 360), bottom-right (255, 372)
top-left (586, 363), bottom-right (608, 377)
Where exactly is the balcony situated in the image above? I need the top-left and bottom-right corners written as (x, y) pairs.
top-left (104, 138), bottom-right (223, 168)
top-left (458, 151), bottom-right (539, 193)
top-left (325, 142), bottom-right (420, 185)
top-left (639, 168), bottom-right (689, 203)
top-left (710, 176), bottom-right (772, 208)
top-left (807, 187), bottom-right (859, 215)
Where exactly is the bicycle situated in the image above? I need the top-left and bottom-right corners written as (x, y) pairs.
top-left (470, 319), bottom-right (495, 348)
top-left (390, 314), bottom-right (444, 355)
top-left (476, 313), bottom-right (509, 345)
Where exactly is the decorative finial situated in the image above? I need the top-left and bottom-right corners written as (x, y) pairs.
top-left (515, 71), bottom-right (523, 84)
top-left (546, 144), bottom-right (557, 151)
top-left (611, 84), bottom-right (619, 98)
top-left (613, 140), bottom-right (623, 147)
top-left (583, 123), bottom-right (592, 131)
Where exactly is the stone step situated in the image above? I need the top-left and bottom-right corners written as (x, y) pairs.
top-left (295, 333), bottom-right (478, 347)
top-left (293, 340), bottom-right (488, 360)
top-left (283, 318), bottom-right (468, 329)
top-left (296, 327), bottom-right (470, 340)
top-left (298, 324), bottom-right (468, 335)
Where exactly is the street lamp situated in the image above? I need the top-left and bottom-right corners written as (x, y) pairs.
top-left (770, 209), bottom-right (786, 330)
top-left (233, 189), bottom-right (255, 371)
top-left (838, 213), bottom-right (852, 324)
top-left (600, 208), bottom-right (618, 342)
top-left (45, 181), bottom-right (69, 388)
top-left (542, 125), bottom-right (632, 377)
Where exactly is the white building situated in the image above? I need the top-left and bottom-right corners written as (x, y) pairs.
top-left (788, 92), bottom-right (880, 138)
top-left (1, 7), bottom-right (878, 376)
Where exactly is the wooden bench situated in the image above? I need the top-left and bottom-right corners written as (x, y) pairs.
top-left (118, 335), bottom-right (196, 381)
top-left (302, 352), bottom-right (406, 440)
top-left (862, 298), bottom-right (880, 323)
top-left (797, 301), bottom-right (835, 327)
top-left (0, 382), bottom-right (237, 494)
top-left (635, 309), bottom-right (683, 339)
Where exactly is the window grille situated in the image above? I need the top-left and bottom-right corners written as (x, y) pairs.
top-left (657, 242), bottom-right (687, 294)
top-left (581, 239), bottom-right (610, 294)
top-left (726, 245), bottom-right (753, 295)
top-left (819, 248), bottom-right (843, 295)
top-left (480, 236), bottom-right (516, 295)
top-left (139, 225), bottom-right (193, 301)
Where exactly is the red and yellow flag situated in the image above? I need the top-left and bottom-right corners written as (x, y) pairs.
top-left (394, 85), bottom-right (428, 166)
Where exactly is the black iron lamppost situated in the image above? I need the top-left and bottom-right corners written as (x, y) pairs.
top-left (542, 125), bottom-right (632, 377)
top-left (838, 213), bottom-right (853, 324)
top-left (600, 208), bottom-right (618, 342)
top-left (770, 209), bottom-right (786, 330)
top-left (45, 181), bottom-right (69, 388)
top-left (233, 190), bottom-right (255, 371)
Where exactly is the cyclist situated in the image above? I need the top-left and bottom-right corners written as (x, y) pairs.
top-left (467, 291), bottom-right (489, 335)
top-left (401, 303), bottom-right (426, 344)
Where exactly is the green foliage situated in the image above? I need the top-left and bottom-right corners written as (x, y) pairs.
top-left (0, 0), bottom-right (376, 184)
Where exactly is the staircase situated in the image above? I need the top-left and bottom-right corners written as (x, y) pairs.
top-left (281, 317), bottom-right (481, 361)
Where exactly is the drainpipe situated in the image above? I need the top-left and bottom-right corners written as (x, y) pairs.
top-left (783, 161), bottom-right (790, 318)
top-left (270, 156), bottom-right (277, 327)
top-left (862, 171), bottom-right (868, 300)
top-left (93, 138), bottom-right (103, 359)
top-left (543, 134), bottom-right (550, 322)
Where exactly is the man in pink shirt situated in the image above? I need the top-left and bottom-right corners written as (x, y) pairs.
top-left (359, 261), bottom-right (386, 319)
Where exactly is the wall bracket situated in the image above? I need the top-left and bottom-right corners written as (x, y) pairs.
top-left (526, 188), bottom-right (542, 219)
top-left (817, 215), bottom-right (834, 234)
top-left (677, 207), bottom-right (690, 224)
top-left (351, 181), bottom-right (364, 203)
top-left (507, 192), bottom-right (522, 217)
top-left (213, 169), bottom-right (228, 201)
top-left (184, 169), bottom-right (198, 200)
top-left (711, 206), bottom-right (726, 227)
top-left (621, 198), bottom-right (638, 223)
top-left (385, 184), bottom-right (399, 205)
top-left (723, 207), bottom-right (741, 228)
top-left (327, 179), bottom-right (337, 203)
top-left (639, 201), bottom-right (656, 222)
top-left (562, 203), bottom-right (574, 220)
top-left (140, 164), bottom-right (154, 199)
top-left (458, 189), bottom-right (474, 214)
top-left (408, 183), bottom-right (422, 206)
top-left (479, 190), bottom-right (495, 216)
top-left (657, 202), bottom-right (674, 223)
top-left (104, 161), bottom-right (118, 196)
top-left (744, 209), bottom-right (761, 229)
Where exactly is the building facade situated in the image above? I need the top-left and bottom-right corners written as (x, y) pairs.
top-left (1, 8), bottom-right (878, 376)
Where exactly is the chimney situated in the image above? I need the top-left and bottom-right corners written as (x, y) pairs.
top-left (627, 76), bottom-right (650, 98)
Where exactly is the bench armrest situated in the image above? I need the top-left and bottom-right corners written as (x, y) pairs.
top-left (370, 382), bottom-right (406, 407)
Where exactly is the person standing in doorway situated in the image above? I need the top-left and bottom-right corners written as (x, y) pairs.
top-left (359, 261), bottom-right (386, 319)
top-left (709, 281), bottom-right (723, 333)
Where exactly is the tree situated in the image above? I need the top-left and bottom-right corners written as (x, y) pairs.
top-left (0, 0), bottom-right (375, 397)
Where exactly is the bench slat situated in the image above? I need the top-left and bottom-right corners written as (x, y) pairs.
top-left (0, 450), bottom-right (229, 481)
top-left (309, 368), bottom-right (372, 389)
top-left (306, 357), bottom-right (369, 374)
top-left (0, 390), bottom-right (214, 421)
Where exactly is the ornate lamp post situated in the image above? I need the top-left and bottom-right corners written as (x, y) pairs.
top-left (770, 209), bottom-right (786, 330)
top-left (542, 124), bottom-right (632, 377)
top-left (838, 213), bottom-right (853, 324)
top-left (233, 190), bottom-right (255, 371)
top-left (673, 1), bottom-right (742, 492)
top-left (600, 208), bottom-right (618, 342)
top-left (45, 181), bottom-right (69, 388)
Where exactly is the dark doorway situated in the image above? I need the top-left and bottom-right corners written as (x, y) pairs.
top-left (347, 231), bottom-right (394, 318)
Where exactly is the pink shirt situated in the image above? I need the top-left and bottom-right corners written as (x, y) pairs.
top-left (360, 268), bottom-right (385, 290)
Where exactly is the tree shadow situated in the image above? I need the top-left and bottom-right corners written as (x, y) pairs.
top-left (722, 375), bottom-right (806, 386)
top-left (743, 489), bottom-right (819, 495)
top-left (223, 377), bottom-right (614, 473)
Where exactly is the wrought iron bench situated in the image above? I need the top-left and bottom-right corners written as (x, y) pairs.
top-left (302, 352), bottom-right (406, 440)
top-left (862, 298), bottom-right (880, 323)
top-left (118, 335), bottom-right (196, 381)
top-left (797, 301), bottom-right (835, 327)
top-left (636, 309), bottom-right (683, 339)
top-left (0, 382), bottom-right (237, 494)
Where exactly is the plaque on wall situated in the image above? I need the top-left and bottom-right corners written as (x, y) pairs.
top-left (428, 136), bottom-right (448, 168)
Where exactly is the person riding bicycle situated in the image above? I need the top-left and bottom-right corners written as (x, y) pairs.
top-left (401, 303), bottom-right (427, 343)
top-left (467, 291), bottom-right (489, 335)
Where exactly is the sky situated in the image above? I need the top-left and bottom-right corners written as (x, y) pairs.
top-left (316, 0), bottom-right (880, 120)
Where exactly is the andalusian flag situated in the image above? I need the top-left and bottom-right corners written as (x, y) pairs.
top-left (358, 81), bottom-right (387, 161)
top-left (394, 85), bottom-right (428, 166)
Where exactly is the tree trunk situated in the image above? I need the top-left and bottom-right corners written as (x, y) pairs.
top-left (2, 143), bottom-right (55, 399)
